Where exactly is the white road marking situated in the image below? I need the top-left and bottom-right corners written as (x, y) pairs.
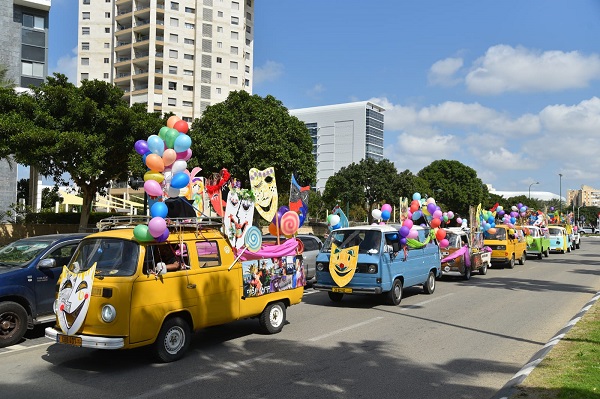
top-left (402, 293), bottom-right (454, 309)
top-left (309, 317), bottom-right (384, 342)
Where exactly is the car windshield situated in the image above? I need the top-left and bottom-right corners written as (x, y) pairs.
top-left (70, 238), bottom-right (139, 277)
top-left (549, 228), bottom-right (562, 236)
top-left (486, 227), bottom-right (506, 240)
top-left (0, 237), bottom-right (55, 267)
top-left (527, 228), bottom-right (540, 238)
top-left (444, 232), bottom-right (464, 248)
top-left (324, 230), bottom-right (382, 254)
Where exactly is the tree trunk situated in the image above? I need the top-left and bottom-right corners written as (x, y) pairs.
top-left (78, 188), bottom-right (95, 232)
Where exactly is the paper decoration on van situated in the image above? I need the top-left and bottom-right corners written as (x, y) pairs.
top-left (329, 243), bottom-right (358, 288)
top-left (224, 188), bottom-right (255, 249)
top-left (56, 263), bottom-right (97, 335)
top-left (249, 167), bottom-right (278, 222)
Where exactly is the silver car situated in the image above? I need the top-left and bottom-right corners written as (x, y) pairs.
top-left (262, 234), bottom-right (323, 281)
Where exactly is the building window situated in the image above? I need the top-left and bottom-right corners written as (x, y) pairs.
top-left (83, 0), bottom-right (90, 4)
top-left (184, 54), bottom-right (194, 60)
top-left (104, 42), bottom-right (110, 48)
top-left (104, 58), bottom-right (109, 63)
top-left (82, 27), bottom-right (90, 35)
top-left (82, 12), bottom-right (90, 20)
top-left (246, 25), bottom-right (251, 34)
top-left (216, 57), bottom-right (222, 63)
top-left (182, 117), bottom-right (192, 122)
top-left (81, 58), bottom-right (90, 65)
top-left (185, 7), bottom-right (195, 13)
top-left (246, 38), bottom-right (251, 45)
top-left (184, 38), bottom-right (194, 45)
top-left (21, 61), bottom-right (44, 77)
top-left (105, 12), bottom-right (111, 18)
top-left (170, 33), bottom-right (178, 43)
top-left (230, 61), bottom-right (238, 70)
top-left (171, 2), bottom-right (179, 10)
top-left (246, 0), bottom-right (252, 6)
top-left (245, 65), bottom-right (250, 73)
top-left (232, 2), bottom-right (239, 10)
top-left (81, 73), bottom-right (89, 80)
top-left (185, 23), bottom-right (195, 29)
top-left (246, 12), bottom-right (252, 21)
top-left (183, 69), bottom-right (193, 76)
top-left (245, 52), bottom-right (250, 60)
top-left (244, 79), bottom-right (250, 86)
top-left (82, 42), bottom-right (89, 50)
top-left (23, 14), bottom-right (45, 29)
top-left (230, 76), bottom-right (238, 85)
top-left (216, 72), bottom-right (222, 79)
top-left (168, 98), bottom-right (176, 106)
top-left (183, 101), bottom-right (192, 107)
top-left (230, 46), bottom-right (238, 55)
top-left (169, 50), bottom-right (178, 58)
top-left (103, 73), bottom-right (109, 78)
top-left (231, 16), bottom-right (239, 25)
top-left (183, 85), bottom-right (193, 91)
top-left (231, 31), bottom-right (238, 40)
top-left (217, 41), bottom-right (222, 48)
top-left (105, 27), bottom-right (110, 33)
top-left (168, 82), bottom-right (177, 90)
top-left (217, 11), bottom-right (223, 17)
top-left (169, 65), bottom-right (177, 74)
top-left (170, 18), bottom-right (179, 27)
top-left (217, 26), bottom-right (223, 33)
top-left (216, 87), bottom-right (221, 94)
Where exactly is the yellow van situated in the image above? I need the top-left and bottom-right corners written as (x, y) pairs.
top-left (45, 217), bottom-right (304, 362)
top-left (484, 224), bottom-right (527, 268)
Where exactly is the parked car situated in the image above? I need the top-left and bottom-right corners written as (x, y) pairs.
top-left (262, 234), bottom-right (323, 281)
top-left (0, 233), bottom-right (87, 348)
top-left (580, 227), bottom-right (596, 235)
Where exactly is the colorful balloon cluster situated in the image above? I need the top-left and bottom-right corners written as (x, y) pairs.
top-left (401, 192), bottom-right (455, 248)
top-left (372, 203), bottom-right (392, 225)
top-left (132, 115), bottom-right (193, 242)
top-left (327, 213), bottom-right (342, 230)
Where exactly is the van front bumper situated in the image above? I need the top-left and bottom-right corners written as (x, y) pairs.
top-left (45, 327), bottom-right (124, 350)
top-left (313, 283), bottom-right (382, 294)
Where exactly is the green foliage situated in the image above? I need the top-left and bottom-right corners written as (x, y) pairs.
top-left (189, 90), bottom-right (316, 190)
top-left (41, 186), bottom-right (63, 210)
top-left (417, 159), bottom-right (488, 215)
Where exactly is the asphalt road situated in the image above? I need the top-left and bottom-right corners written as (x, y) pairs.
top-left (2, 237), bottom-right (599, 399)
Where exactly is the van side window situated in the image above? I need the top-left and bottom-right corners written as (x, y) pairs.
top-left (196, 241), bottom-right (221, 267)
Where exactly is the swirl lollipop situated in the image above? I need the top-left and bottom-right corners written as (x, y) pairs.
top-left (244, 226), bottom-right (262, 252)
top-left (280, 211), bottom-right (300, 236)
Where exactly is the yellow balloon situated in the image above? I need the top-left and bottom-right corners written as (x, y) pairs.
top-left (144, 170), bottom-right (165, 183)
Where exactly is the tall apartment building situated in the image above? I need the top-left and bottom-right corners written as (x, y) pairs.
top-left (568, 185), bottom-right (600, 207)
top-left (290, 101), bottom-right (385, 192)
top-left (0, 0), bottom-right (51, 216)
top-left (77, 0), bottom-right (254, 121)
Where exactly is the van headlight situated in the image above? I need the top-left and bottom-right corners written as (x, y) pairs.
top-left (316, 262), bottom-right (325, 271)
top-left (53, 299), bottom-right (59, 315)
top-left (367, 264), bottom-right (377, 273)
top-left (101, 304), bottom-right (116, 323)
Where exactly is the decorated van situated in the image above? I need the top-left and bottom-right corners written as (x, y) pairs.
top-left (518, 225), bottom-right (550, 259)
top-left (440, 227), bottom-right (491, 280)
top-left (314, 225), bottom-right (441, 305)
top-left (45, 217), bottom-right (304, 362)
top-left (484, 224), bottom-right (527, 268)
top-left (547, 225), bottom-right (571, 254)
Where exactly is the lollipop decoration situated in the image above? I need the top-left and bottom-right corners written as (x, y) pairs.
top-left (229, 226), bottom-right (262, 270)
top-left (280, 211), bottom-right (300, 236)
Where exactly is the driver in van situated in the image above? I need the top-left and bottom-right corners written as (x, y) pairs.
top-left (155, 244), bottom-right (184, 272)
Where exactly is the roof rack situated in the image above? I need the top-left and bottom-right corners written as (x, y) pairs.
top-left (96, 215), bottom-right (223, 232)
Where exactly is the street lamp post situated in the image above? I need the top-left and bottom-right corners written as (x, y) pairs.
top-left (528, 181), bottom-right (539, 200)
top-left (559, 173), bottom-right (563, 216)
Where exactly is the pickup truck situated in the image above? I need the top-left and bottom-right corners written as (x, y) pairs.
top-left (440, 227), bottom-right (491, 280)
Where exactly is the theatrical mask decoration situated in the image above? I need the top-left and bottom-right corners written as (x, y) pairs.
top-left (329, 243), bottom-right (358, 288)
top-left (224, 187), bottom-right (255, 249)
top-left (56, 263), bottom-right (97, 335)
top-left (249, 167), bottom-right (278, 222)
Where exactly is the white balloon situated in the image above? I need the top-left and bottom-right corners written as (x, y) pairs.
top-left (329, 215), bottom-right (340, 226)
top-left (167, 186), bottom-right (181, 198)
top-left (372, 209), bottom-right (382, 219)
top-left (171, 159), bottom-right (187, 174)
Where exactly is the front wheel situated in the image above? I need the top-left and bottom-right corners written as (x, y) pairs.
top-left (463, 266), bottom-right (471, 281)
top-left (423, 271), bottom-right (436, 294)
top-left (386, 279), bottom-right (403, 305)
top-left (519, 252), bottom-right (526, 265)
top-left (507, 255), bottom-right (515, 269)
top-left (544, 248), bottom-right (549, 257)
top-left (0, 302), bottom-right (28, 348)
top-left (259, 301), bottom-right (286, 334)
top-left (479, 262), bottom-right (488, 275)
top-left (154, 317), bottom-right (191, 363)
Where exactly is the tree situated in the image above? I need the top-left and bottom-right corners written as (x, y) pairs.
top-left (0, 64), bottom-right (15, 88)
top-left (189, 91), bottom-right (316, 190)
top-left (41, 186), bottom-right (63, 210)
top-left (417, 160), bottom-right (487, 216)
top-left (9, 74), bottom-right (164, 230)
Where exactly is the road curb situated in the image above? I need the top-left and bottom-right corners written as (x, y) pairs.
top-left (491, 290), bottom-right (600, 399)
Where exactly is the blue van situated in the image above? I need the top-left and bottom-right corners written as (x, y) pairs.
top-left (314, 225), bottom-right (441, 305)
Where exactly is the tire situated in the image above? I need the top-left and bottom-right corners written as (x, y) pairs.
top-left (386, 279), bottom-right (403, 305)
top-left (479, 262), bottom-right (488, 275)
top-left (576, 242), bottom-right (580, 249)
top-left (544, 248), bottom-right (549, 258)
top-left (463, 266), bottom-right (471, 281)
top-left (537, 252), bottom-right (542, 260)
top-left (154, 317), bottom-right (191, 363)
top-left (259, 301), bottom-right (286, 334)
top-left (507, 255), bottom-right (515, 269)
top-left (0, 302), bottom-right (29, 348)
top-left (567, 245), bottom-right (571, 253)
top-left (423, 271), bottom-right (436, 295)
top-left (328, 292), bottom-right (344, 302)
top-left (519, 252), bottom-right (526, 265)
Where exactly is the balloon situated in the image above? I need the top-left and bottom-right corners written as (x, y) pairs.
top-left (447, 211), bottom-right (454, 219)
top-left (439, 239), bottom-right (449, 248)
top-left (427, 203), bottom-right (437, 215)
top-left (162, 149), bottom-right (177, 167)
top-left (145, 153), bottom-right (165, 172)
top-left (381, 210), bottom-right (391, 221)
top-left (402, 219), bottom-right (413, 229)
top-left (144, 179), bottom-right (163, 197)
top-left (399, 226), bottom-right (410, 237)
top-left (400, 237), bottom-right (407, 246)
top-left (435, 229), bottom-right (447, 241)
top-left (456, 217), bottom-right (463, 225)
top-left (372, 209), bottom-right (382, 220)
top-left (174, 134), bottom-right (192, 152)
top-left (426, 197), bottom-right (436, 204)
top-left (407, 229), bottom-right (418, 239)
top-left (381, 203), bottom-right (392, 212)
top-left (167, 115), bottom-right (180, 128)
top-left (410, 200), bottom-right (420, 212)
top-left (412, 210), bottom-right (422, 221)
top-left (158, 126), bottom-right (170, 140)
top-left (173, 119), bottom-right (189, 134)
top-left (332, 223), bottom-right (341, 229)
top-left (147, 135), bottom-right (165, 156)
top-left (133, 225), bottom-right (154, 242)
top-left (167, 186), bottom-right (180, 198)
top-left (433, 210), bottom-right (443, 219)
top-left (134, 140), bottom-right (149, 155)
top-left (430, 218), bottom-right (441, 228)
top-left (487, 228), bottom-right (497, 234)
top-left (144, 170), bottom-right (164, 183)
top-left (150, 201), bottom-right (168, 218)
top-left (280, 211), bottom-right (300, 235)
top-left (329, 214), bottom-right (340, 226)
top-left (171, 159), bottom-right (187, 174)
top-left (155, 228), bottom-right (170, 242)
top-left (148, 217), bottom-right (167, 238)
top-left (268, 222), bottom-right (280, 236)
top-left (176, 149), bottom-right (193, 161)
top-left (412, 193), bottom-right (421, 200)
top-left (170, 172), bottom-right (190, 189)
top-left (164, 128), bottom-right (180, 149)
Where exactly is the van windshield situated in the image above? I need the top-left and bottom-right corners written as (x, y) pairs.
top-left (324, 230), bottom-right (382, 254)
top-left (486, 228), bottom-right (506, 240)
top-left (70, 238), bottom-right (139, 277)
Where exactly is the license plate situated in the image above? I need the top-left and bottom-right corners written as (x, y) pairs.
top-left (332, 287), bottom-right (352, 293)
top-left (58, 334), bottom-right (82, 347)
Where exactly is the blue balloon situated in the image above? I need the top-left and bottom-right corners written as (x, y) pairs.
top-left (412, 193), bottom-right (421, 200)
top-left (150, 201), bottom-right (168, 218)
top-left (381, 210), bottom-right (391, 220)
top-left (174, 134), bottom-right (192, 153)
top-left (170, 172), bottom-right (190, 189)
top-left (147, 135), bottom-right (165, 156)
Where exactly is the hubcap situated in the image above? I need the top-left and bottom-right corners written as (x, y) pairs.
top-left (270, 306), bottom-right (283, 328)
top-left (164, 327), bottom-right (185, 354)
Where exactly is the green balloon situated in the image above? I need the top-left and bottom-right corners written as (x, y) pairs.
top-left (133, 224), bottom-right (154, 242)
top-left (165, 128), bottom-right (180, 149)
top-left (158, 126), bottom-right (170, 140)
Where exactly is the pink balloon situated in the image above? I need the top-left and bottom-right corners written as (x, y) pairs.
top-left (162, 149), bottom-right (177, 166)
top-left (148, 217), bottom-right (167, 238)
top-left (176, 149), bottom-right (192, 161)
top-left (439, 239), bottom-right (449, 248)
top-left (144, 179), bottom-right (163, 197)
top-left (381, 203), bottom-right (392, 213)
top-left (402, 219), bottom-right (413, 229)
top-left (407, 229), bottom-right (418, 239)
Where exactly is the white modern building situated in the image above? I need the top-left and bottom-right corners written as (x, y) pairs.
top-left (77, 0), bottom-right (254, 120)
top-left (0, 0), bottom-right (51, 216)
top-left (290, 101), bottom-right (385, 192)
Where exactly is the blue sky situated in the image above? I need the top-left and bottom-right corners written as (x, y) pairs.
top-left (41, 0), bottom-right (600, 198)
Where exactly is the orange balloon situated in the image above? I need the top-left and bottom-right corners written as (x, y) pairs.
top-left (145, 153), bottom-right (165, 172)
top-left (167, 115), bottom-right (180, 128)
top-left (268, 222), bottom-right (280, 236)
top-left (173, 119), bottom-right (189, 134)
top-left (435, 228), bottom-right (446, 240)
top-left (162, 149), bottom-right (177, 166)
top-left (430, 218), bottom-right (441, 228)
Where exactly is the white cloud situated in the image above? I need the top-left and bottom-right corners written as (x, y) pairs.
top-left (539, 96), bottom-right (600, 135)
top-left (479, 147), bottom-right (532, 170)
top-left (306, 84), bottom-right (325, 98)
top-left (465, 45), bottom-right (600, 95)
top-left (253, 60), bottom-right (284, 85)
top-left (50, 46), bottom-right (77, 84)
top-left (428, 57), bottom-right (463, 87)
